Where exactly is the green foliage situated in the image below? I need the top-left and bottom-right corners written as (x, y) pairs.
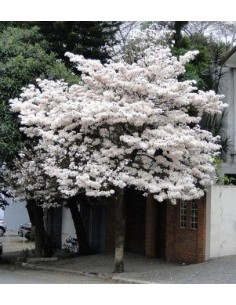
top-left (143, 22), bottom-right (229, 92)
top-left (213, 155), bottom-right (223, 179)
top-left (213, 156), bottom-right (236, 185)
top-left (2, 22), bottom-right (122, 65)
top-left (0, 25), bottom-right (79, 163)
top-left (223, 176), bottom-right (236, 185)
top-left (172, 33), bottom-right (228, 91)
top-left (0, 26), bottom-right (78, 102)
top-left (200, 110), bottom-right (230, 154)
top-left (0, 105), bottom-right (21, 162)
top-left (170, 31), bottom-right (230, 154)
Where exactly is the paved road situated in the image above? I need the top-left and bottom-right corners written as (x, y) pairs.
top-left (0, 231), bottom-right (34, 253)
top-left (0, 265), bottom-right (115, 284)
top-left (2, 232), bottom-right (236, 284)
top-left (0, 232), bottom-right (116, 284)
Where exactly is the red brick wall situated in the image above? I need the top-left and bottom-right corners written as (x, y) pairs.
top-left (165, 197), bottom-right (206, 264)
top-left (105, 192), bottom-right (206, 264)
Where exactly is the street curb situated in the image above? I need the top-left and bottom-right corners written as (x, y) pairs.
top-left (20, 263), bottom-right (153, 284)
top-left (27, 257), bottom-right (58, 263)
top-left (111, 275), bottom-right (154, 284)
top-left (21, 263), bottom-right (108, 279)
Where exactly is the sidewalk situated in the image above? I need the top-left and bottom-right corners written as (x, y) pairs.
top-left (2, 232), bottom-right (236, 284)
top-left (20, 251), bottom-right (236, 284)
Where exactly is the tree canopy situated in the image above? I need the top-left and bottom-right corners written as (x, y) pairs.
top-left (1, 22), bottom-right (122, 65)
top-left (0, 25), bottom-right (79, 163)
top-left (10, 28), bottom-right (226, 204)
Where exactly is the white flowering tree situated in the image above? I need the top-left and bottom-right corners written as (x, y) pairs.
top-left (0, 146), bottom-right (62, 257)
top-left (10, 30), bottom-right (226, 271)
top-left (2, 145), bottom-right (92, 257)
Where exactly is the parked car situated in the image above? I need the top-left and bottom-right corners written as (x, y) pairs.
top-left (0, 242), bottom-right (2, 261)
top-left (0, 241), bottom-right (2, 257)
top-left (0, 219), bottom-right (6, 236)
top-left (18, 222), bottom-right (32, 238)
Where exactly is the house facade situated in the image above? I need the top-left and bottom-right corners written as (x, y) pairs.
top-left (219, 45), bottom-right (236, 177)
top-left (61, 184), bottom-right (236, 264)
top-left (61, 190), bottom-right (207, 264)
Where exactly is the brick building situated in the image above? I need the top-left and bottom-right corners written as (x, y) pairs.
top-left (81, 188), bottom-right (207, 264)
top-left (124, 190), bottom-right (206, 264)
top-left (60, 183), bottom-right (236, 264)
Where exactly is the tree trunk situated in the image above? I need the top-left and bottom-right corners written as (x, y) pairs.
top-left (173, 21), bottom-right (188, 49)
top-left (114, 187), bottom-right (125, 273)
top-left (42, 209), bottom-right (53, 257)
top-left (25, 200), bottom-right (35, 226)
top-left (28, 199), bottom-right (45, 257)
top-left (26, 199), bottom-right (53, 257)
top-left (67, 196), bottom-right (91, 255)
top-left (35, 206), bottom-right (45, 257)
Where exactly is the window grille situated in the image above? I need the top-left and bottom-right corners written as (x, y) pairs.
top-left (180, 202), bottom-right (187, 228)
top-left (191, 201), bottom-right (198, 229)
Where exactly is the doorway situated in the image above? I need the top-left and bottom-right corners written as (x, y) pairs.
top-left (125, 188), bottom-right (146, 254)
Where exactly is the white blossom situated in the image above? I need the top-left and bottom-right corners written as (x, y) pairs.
top-left (9, 29), bottom-right (227, 205)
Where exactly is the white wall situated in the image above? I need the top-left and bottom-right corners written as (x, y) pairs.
top-left (206, 185), bottom-right (236, 259)
top-left (61, 206), bottom-right (76, 246)
top-left (4, 199), bottom-right (30, 231)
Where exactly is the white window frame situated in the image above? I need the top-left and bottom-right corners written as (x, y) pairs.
top-left (180, 201), bottom-right (187, 229)
top-left (190, 201), bottom-right (198, 229)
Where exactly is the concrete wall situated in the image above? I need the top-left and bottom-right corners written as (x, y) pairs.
top-left (206, 185), bottom-right (236, 259)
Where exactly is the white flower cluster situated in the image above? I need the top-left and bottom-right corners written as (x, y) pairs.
top-left (1, 148), bottom-right (62, 208)
top-left (107, 25), bottom-right (174, 63)
top-left (9, 29), bottom-right (227, 204)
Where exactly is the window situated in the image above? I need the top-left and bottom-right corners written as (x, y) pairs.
top-left (180, 202), bottom-right (187, 228)
top-left (191, 201), bottom-right (198, 229)
top-left (180, 201), bottom-right (199, 229)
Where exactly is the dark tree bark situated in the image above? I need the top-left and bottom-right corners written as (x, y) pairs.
top-left (67, 196), bottom-right (91, 255)
top-left (25, 200), bottom-right (34, 225)
top-left (26, 199), bottom-right (53, 257)
top-left (114, 187), bottom-right (126, 273)
top-left (27, 199), bottom-right (44, 257)
top-left (173, 21), bottom-right (189, 48)
top-left (42, 209), bottom-right (54, 257)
